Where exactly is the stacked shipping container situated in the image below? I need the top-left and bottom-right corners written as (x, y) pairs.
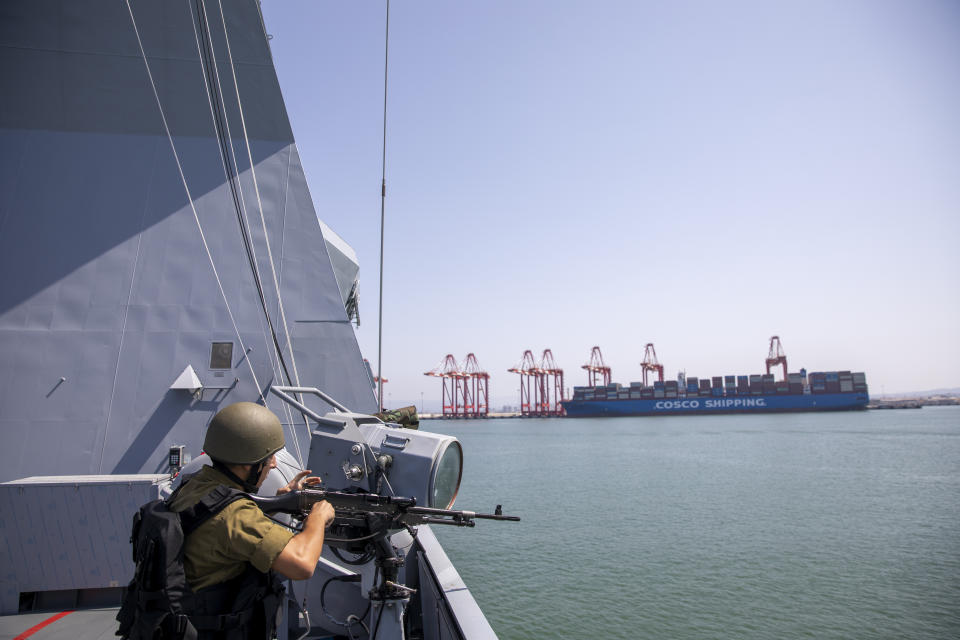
top-left (571, 370), bottom-right (868, 401)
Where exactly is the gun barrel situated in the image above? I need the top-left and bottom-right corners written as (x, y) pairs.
top-left (474, 513), bottom-right (522, 521)
top-left (407, 506), bottom-right (520, 521)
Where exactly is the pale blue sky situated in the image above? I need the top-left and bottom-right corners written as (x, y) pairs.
top-left (261, 0), bottom-right (959, 409)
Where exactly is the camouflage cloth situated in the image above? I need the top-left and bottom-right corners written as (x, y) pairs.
top-left (375, 405), bottom-right (420, 429)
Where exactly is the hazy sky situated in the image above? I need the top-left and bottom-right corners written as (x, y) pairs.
top-left (260, 0), bottom-right (959, 409)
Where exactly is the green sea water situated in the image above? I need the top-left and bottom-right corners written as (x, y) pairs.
top-left (430, 406), bottom-right (960, 639)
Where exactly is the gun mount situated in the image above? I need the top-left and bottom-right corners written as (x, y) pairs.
top-left (266, 386), bottom-right (521, 638)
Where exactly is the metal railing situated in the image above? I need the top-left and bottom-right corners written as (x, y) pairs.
top-left (269, 386), bottom-right (351, 429)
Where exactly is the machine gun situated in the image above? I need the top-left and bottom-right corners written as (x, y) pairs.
top-left (250, 489), bottom-right (520, 609)
top-left (250, 488), bottom-right (519, 551)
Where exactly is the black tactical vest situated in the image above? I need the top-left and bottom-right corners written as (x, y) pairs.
top-left (116, 486), bottom-right (285, 640)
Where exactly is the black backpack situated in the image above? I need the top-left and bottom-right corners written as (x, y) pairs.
top-left (116, 485), bottom-right (282, 640)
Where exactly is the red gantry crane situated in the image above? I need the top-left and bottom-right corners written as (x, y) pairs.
top-left (765, 336), bottom-right (788, 381)
top-left (424, 354), bottom-right (463, 417)
top-left (538, 349), bottom-right (565, 416)
top-left (641, 343), bottom-right (664, 387)
top-left (582, 346), bottom-right (611, 387)
top-left (460, 353), bottom-right (490, 417)
top-left (425, 354), bottom-right (490, 418)
top-left (508, 350), bottom-right (539, 416)
top-left (509, 349), bottom-right (565, 416)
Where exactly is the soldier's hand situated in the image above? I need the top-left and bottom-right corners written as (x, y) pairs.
top-left (310, 500), bottom-right (335, 529)
top-left (277, 470), bottom-right (322, 495)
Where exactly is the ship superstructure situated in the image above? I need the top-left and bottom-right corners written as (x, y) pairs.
top-left (0, 2), bottom-right (501, 638)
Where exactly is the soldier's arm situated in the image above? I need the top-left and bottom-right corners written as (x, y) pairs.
top-left (271, 500), bottom-right (335, 580)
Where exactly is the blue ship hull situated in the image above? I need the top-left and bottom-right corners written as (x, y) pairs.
top-left (561, 392), bottom-right (869, 417)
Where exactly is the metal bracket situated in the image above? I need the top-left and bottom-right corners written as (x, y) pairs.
top-left (269, 386), bottom-right (389, 494)
top-left (196, 378), bottom-right (238, 400)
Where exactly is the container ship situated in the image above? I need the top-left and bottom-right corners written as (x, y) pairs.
top-left (562, 370), bottom-right (869, 417)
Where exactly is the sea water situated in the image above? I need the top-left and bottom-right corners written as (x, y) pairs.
top-left (431, 406), bottom-right (960, 639)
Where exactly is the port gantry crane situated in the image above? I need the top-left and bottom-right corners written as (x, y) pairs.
top-left (460, 353), bottom-right (490, 417)
top-left (765, 336), bottom-right (788, 381)
top-left (508, 350), bottom-right (540, 417)
top-left (641, 343), bottom-right (664, 386)
top-left (538, 349), bottom-right (565, 416)
top-left (424, 354), bottom-right (464, 417)
top-left (424, 354), bottom-right (490, 417)
top-left (582, 346), bottom-right (612, 387)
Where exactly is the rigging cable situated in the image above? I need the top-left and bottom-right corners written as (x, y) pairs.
top-left (191, 0), bottom-right (308, 462)
top-left (282, 578), bottom-right (313, 640)
top-left (185, 0), bottom-right (287, 419)
top-left (376, 0), bottom-right (391, 411)
top-left (192, 0), bottom-right (288, 384)
top-left (124, 0), bottom-right (264, 404)
top-left (320, 574), bottom-right (371, 634)
top-left (211, 0), bottom-right (315, 449)
top-left (98, 151), bottom-right (150, 473)
top-left (191, 0), bottom-right (301, 459)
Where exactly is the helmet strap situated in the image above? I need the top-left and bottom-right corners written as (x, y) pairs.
top-left (212, 459), bottom-right (260, 493)
top-left (248, 460), bottom-right (266, 489)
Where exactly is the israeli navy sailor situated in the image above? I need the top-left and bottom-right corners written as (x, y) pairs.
top-left (169, 402), bottom-right (334, 635)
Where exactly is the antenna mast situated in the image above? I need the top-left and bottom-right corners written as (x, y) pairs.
top-left (376, 0), bottom-right (391, 409)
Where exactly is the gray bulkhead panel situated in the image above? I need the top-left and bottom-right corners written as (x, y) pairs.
top-left (0, 1), bottom-right (377, 484)
top-left (0, 475), bottom-right (167, 615)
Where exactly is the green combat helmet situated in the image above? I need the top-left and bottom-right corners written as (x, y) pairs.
top-left (203, 402), bottom-right (285, 464)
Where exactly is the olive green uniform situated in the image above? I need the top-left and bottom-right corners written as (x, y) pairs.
top-left (169, 465), bottom-right (294, 591)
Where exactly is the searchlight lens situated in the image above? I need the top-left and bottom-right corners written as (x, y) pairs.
top-left (431, 441), bottom-right (462, 509)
